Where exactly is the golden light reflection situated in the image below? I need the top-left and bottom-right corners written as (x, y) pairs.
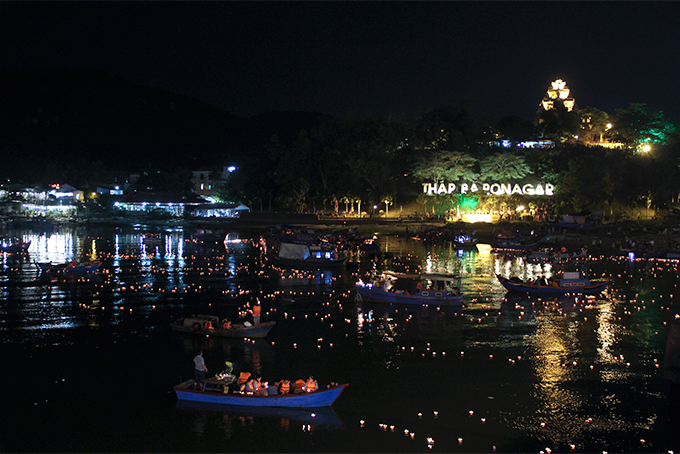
top-left (596, 300), bottom-right (621, 365)
top-left (521, 312), bottom-right (588, 443)
top-left (463, 213), bottom-right (492, 223)
top-left (89, 239), bottom-right (98, 263)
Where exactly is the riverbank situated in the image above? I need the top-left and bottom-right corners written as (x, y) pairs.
top-left (7, 212), bottom-right (680, 257)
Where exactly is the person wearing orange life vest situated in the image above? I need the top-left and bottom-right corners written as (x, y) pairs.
top-left (302, 376), bottom-right (318, 392)
top-left (244, 376), bottom-right (259, 395)
top-left (277, 379), bottom-right (291, 394)
top-left (293, 379), bottom-right (306, 393)
top-left (251, 299), bottom-right (261, 325)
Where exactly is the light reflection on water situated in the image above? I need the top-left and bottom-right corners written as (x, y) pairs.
top-left (373, 235), bottom-right (676, 451)
top-left (0, 227), bottom-right (678, 452)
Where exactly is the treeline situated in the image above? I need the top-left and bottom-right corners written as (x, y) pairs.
top-left (2, 69), bottom-right (679, 218)
top-left (222, 103), bottom-right (680, 217)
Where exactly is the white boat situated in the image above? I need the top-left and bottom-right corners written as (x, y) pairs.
top-left (273, 242), bottom-right (344, 268)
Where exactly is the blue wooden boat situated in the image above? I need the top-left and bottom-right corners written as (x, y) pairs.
top-left (0, 240), bottom-right (30, 253)
top-left (174, 380), bottom-right (347, 408)
top-left (496, 272), bottom-right (609, 295)
top-left (355, 271), bottom-right (464, 306)
top-left (37, 261), bottom-right (102, 275)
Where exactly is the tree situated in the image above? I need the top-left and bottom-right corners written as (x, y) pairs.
top-left (411, 150), bottom-right (478, 185)
top-left (578, 107), bottom-right (610, 143)
top-left (352, 195), bottom-right (363, 217)
top-left (495, 115), bottom-right (536, 144)
top-left (608, 103), bottom-right (678, 150)
top-left (535, 102), bottom-right (580, 142)
top-left (340, 195), bottom-right (351, 214)
top-left (344, 116), bottom-right (414, 207)
top-left (381, 193), bottom-right (394, 217)
top-left (413, 107), bottom-right (495, 153)
top-left (479, 153), bottom-right (533, 181)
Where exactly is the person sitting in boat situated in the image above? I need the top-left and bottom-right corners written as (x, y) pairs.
top-left (302, 376), bottom-right (318, 393)
top-left (204, 320), bottom-right (214, 329)
top-left (276, 379), bottom-right (291, 394)
top-left (256, 377), bottom-right (269, 396)
top-left (244, 376), bottom-right (259, 395)
top-left (222, 318), bottom-right (232, 329)
top-left (66, 259), bottom-right (77, 269)
top-left (293, 378), bottom-right (306, 393)
top-left (238, 372), bottom-right (251, 392)
top-left (536, 275), bottom-right (548, 286)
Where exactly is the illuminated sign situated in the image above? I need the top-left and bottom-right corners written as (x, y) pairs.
top-left (422, 182), bottom-right (554, 196)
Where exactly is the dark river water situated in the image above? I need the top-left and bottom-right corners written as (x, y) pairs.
top-left (1, 224), bottom-right (679, 453)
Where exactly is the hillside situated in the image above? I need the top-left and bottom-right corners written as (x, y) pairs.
top-left (0, 68), bottom-right (331, 183)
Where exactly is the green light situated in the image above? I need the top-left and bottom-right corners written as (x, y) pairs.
top-left (459, 195), bottom-right (478, 210)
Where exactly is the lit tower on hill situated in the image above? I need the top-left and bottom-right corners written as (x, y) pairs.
top-left (535, 78), bottom-right (580, 142)
top-left (540, 79), bottom-right (576, 112)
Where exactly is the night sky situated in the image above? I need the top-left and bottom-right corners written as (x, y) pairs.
top-left (2, 2), bottom-right (679, 121)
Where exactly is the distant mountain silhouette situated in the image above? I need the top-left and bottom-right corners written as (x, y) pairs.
top-left (0, 68), bottom-right (331, 183)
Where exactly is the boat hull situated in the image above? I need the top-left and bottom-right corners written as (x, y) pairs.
top-left (174, 380), bottom-right (347, 408)
top-left (355, 284), bottom-right (464, 306)
top-left (38, 262), bottom-right (102, 274)
top-left (491, 242), bottom-right (538, 253)
top-left (524, 249), bottom-right (588, 261)
top-left (169, 321), bottom-right (275, 339)
top-left (496, 274), bottom-right (609, 295)
top-left (273, 257), bottom-right (344, 268)
top-left (1, 241), bottom-right (30, 253)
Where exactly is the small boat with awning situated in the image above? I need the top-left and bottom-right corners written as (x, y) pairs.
top-left (273, 242), bottom-right (345, 268)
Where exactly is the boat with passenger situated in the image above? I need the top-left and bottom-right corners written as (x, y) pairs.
top-left (174, 378), bottom-right (347, 408)
top-left (355, 271), bottom-right (464, 306)
top-left (490, 230), bottom-right (537, 254)
top-left (170, 315), bottom-right (275, 339)
top-left (37, 261), bottom-right (101, 275)
top-left (0, 239), bottom-right (30, 253)
top-left (496, 269), bottom-right (609, 295)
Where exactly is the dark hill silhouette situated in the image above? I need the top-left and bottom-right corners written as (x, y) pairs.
top-left (0, 68), bottom-right (331, 183)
